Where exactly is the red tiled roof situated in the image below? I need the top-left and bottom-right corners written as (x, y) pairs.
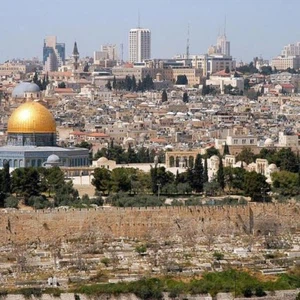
top-left (280, 84), bottom-right (294, 88)
top-left (87, 133), bottom-right (109, 137)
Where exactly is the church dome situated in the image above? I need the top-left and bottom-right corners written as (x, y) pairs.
top-left (47, 154), bottom-right (60, 164)
top-left (8, 101), bottom-right (56, 133)
top-left (12, 82), bottom-right (40, 98)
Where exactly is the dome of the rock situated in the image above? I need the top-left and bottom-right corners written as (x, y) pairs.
top-left (7, 101), bottom-right (56, 133)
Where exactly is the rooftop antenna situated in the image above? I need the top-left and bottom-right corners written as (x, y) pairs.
top-left (120, 43), bottom-right (124, 62)
top-left (186, 22), bottom-right (190, 60)
top-left (138, 10), bottom-right (140, 28)
top-left (224, 15), bottom-right (227, 36)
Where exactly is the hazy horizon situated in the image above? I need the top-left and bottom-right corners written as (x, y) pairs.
top-left (0, 0), bottom-right (299, 63)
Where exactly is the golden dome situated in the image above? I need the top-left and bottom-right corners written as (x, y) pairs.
top-left (8, 101), bottom-right (56, 133)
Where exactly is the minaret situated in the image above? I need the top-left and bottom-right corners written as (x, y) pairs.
top-left (72, 41), bottom-right (79, 71)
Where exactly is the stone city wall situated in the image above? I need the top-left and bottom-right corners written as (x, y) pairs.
top-left (0, 203), bottom-right (299, 246)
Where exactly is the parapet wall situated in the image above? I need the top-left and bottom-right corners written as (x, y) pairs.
top-left (0, 203), bottom-right (299, 245)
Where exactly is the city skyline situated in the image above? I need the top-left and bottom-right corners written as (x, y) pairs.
top-left (0, 0), bottom-right (300, 63)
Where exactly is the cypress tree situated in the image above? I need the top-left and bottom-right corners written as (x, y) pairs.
top-left (132, 75), bottom-right (137, 91)
top-left (161, 90), bottom-right (168, 102)
top-left (223, 142), bottom-right (230, 156)
top-left (112, 76), bottom-right (117, 90)
top-left (217, 157), bottom-right (225, 190)
top-left (192, 154), bottom-right (204, 193)
top-left (2, 161), bottom-right (11, 194)
top-left (203, 157), bottom-right (209, 183)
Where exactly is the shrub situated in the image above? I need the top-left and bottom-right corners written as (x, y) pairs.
top-left (0, 290), bottom-right (8, 298)
top-left (100, 258), bottom-right (110, 267)
top-left (243, 287), bottom-right (253, 298)
top-left (255, 286), bottom-right (266, 297)
top-left (20, 288), bottom-right (42, 299)
top-left (135, 244), bottom-right (147, 254)
top-left (213, 252), bottom-right (224, 261)
top-left (4, 195), bottom-right (18, 208)
top-left (28, 195), bottom-right (51, 209)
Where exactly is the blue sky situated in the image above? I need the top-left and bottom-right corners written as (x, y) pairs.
top-left (0, 0), bottom-right (299, 63)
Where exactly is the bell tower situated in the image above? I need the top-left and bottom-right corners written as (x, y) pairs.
top-left (72, 41), bottom-right (79, 71)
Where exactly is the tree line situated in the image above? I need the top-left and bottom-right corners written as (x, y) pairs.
top-left (106, 74), bottom-right (154, 92)
top-left (0, 164), bottom-right (102, 209)
top-left (32, 71), bottom-right (50, 91)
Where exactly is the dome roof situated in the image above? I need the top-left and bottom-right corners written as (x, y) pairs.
top-left (98, 157), bottom-right (108, 163)
top-left (264, 138), bottom-right (274, 146)
top-left (47, 154), bottom-right (60, 164)
top-left (210, 155), bottom-right (219, 161)
top-left (12, 82), bottom-right (40, 98)
top-left (8, 101), bottom-right (56, 133)
top-left (268, 163), bottom-right (277, 171)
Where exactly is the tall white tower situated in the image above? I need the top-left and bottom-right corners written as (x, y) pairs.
top-left (217, 35), bottom-right (230, 56)
top-left (129, 28), bottom-right (151, 63)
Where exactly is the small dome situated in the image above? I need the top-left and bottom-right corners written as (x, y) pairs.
top-left (264, 138), bottom-right (274, 146)
top-left (98, 157), bottom-right (108, 163)
top-left (268, 163), bottom-right (277, 171)
top-left (47, 154), bottom-right (60, 164)
top-left (12, 82), bottom-right (40, 98)
top-left (210, 155), bottom-right (219, 161)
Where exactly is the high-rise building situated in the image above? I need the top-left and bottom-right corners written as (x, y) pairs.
top-left (129, 28), bottom-right (151, 63)
top-left (43, 36), bottom-right (65, 72)
top-left (216, 34), bottom-right (230, 56)
top-left (101, 44), bottom-right (118, 60)
top-left (272, 42), bottom-right (300, 70)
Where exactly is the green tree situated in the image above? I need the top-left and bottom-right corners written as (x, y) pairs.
top-left (11, 168), bottom-right (41, 204)
top-left (161, 90), bottom-right (168, 102)
top-left (205, 147), bottom-right (220, 158)
top-left (111, 168), bottom-right (136, 193)
top-left (191, 154), bottom-right (204, 193)
top-left (225, 66), bottom-right (230, 73)
top-left (275, 148), bottom-right (298, 173)
top-left (203, 157), bottom-right (209, 183)
top-left (126, 144), bottom-right (138, 163)
top-left (223, 143), bottom-right (230, 156)
top-left (217, 157), bottom-right (225, 190)
top-left (150, 166), bottom-right (174, 194)
top-left (176, 75), bottom-right (188, 85)
top-left (2, 161), bottom-right (11, 194)
top-left (243, 171), bottom-right (270, 202)
top-left (54, 181), bottom-right (79, 207)
top-left (182, 91), bottom-right (189, 103)
top-left (75, 141), bottom-right (92, 150)
top-left (4, 195), bottom-right (19, 208)
top-left (58, 82), bottom-right (66, 88)
top-left (236, 147), bottom-right (255, 164)
top-left (92, 168), bottom-right (112, 195)
top-left (137, 79), bottom-right (143, 92)
top-left (105, 80), bottom-right (112, 90)
top-left (132, 75), bottom-right (137, 91)
top-left (203, 181), bottom-right (221, 196)
top-left (244, 78), bottom-right (250, 90)
top-left (112, 76), bottom-right (117, 90)
top-left (271, 171), bottom-right (299, 197)
top-left (32, 71), bottom-right (38, 84)
top-left (83, 64), bottom-right (89, 72)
